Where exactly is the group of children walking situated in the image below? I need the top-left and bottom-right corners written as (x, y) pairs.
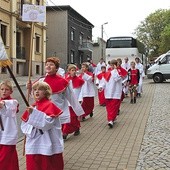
top-left (0, 56), bottom-right (144, 170)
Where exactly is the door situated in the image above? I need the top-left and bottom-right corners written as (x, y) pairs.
top-left (160, 55), bottom-right (170, 79)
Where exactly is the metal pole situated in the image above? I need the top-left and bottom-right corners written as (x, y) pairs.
top-left (101, 24), bottom-right (103, 58)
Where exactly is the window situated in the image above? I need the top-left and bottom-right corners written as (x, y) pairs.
top-left (1, 24), bottom-right (7, 45)
top-left (79, 33), bottom-right (83, 45)
top-left (70, 50), bottom-right (75, 63)
top-left (16, 63), bottom-right (19, 74)
top-left (36, 0), bottom-right (40, 5)
top-left (1, 67), bottom-right (7, 74)
top-left (80, 53), bottom-right (83, 64)
top-left (36, 65), bottom-right (40, 74)
top-left (16, 32), bottom-right (21, 47)
top-left (35, 36), bottom-right (40, 53)
top-left (71, 30), bottom-right (75, 41)
top-left (166, 55), bottom-right (170, 64)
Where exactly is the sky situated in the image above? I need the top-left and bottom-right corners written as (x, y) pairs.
top-left (47, 0), bottom-right (170, 41)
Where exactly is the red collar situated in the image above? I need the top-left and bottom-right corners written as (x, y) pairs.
top-left (21, 98), bottom-right (62, 122)
top-left (0, 96), bottom-right (12, 100)
top-left (66, 75), bottom-right (84, 89)
top-left (43, 74), bottom-right (69, 93)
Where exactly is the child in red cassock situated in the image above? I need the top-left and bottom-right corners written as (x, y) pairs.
top-left (62, 64), bottom-right (84, 139)
top-left (96, 65), bottom-right (106, 106)
top-left (99, 60), bottom-right (123, 128)
top-left (80, 62), bottom-right (95, 121)
top-left (21, 81), bottom-right (64, 170)
top-left (0, 80), bottom-right (19, 170)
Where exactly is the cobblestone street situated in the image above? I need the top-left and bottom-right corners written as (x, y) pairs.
top-left (136, 81), bottom-right (170, 170)
top-left (16, 79), bottom-right (170, 170)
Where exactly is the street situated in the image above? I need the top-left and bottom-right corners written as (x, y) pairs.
top-left (13, 85), bottom-right (34, 139)
top-left (16, 79), bottom-right (170, 170)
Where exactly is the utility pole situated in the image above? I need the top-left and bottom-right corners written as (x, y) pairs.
top-left (101, 22), bottom-right (108, 58)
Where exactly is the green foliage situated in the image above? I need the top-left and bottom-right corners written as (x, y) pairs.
top-left (134, 9), bottom-right (170, 59)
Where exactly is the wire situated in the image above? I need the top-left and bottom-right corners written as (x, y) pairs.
top-left (47, 0), bottom-right (94, 30)
top-left (47, 5), bottom-right (93, 31)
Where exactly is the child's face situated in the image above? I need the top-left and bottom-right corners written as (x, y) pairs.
top-left (101, 67), bottom-right (106, 72)
top-left (110, 64), bottom-right (117, 69)
top-left (33, 87), bottom-right (46, 101)
top-left (131, 63), bottom-right (135, 68)
top-left (45, 61), bottom-right (57, 75)
top-left (117, 61), bottom-right (122, 66)
top-left (81, 65), bottom-right (87, 72)
top-left (69, 68), bottom-right (76, 77)
top-left (0, 84), bottom-right (12, 99)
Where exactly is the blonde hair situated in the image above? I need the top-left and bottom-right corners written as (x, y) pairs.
top-left (0, 80), bottom-right (13, 91)
top-left (67, 64), bottom-right (77, 71)
top-left (32, 82), bottom-right (52, 99)
top-left (131, 61), bottom-right (136, 65)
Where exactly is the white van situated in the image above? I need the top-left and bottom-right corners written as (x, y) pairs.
top-left (147, 51), bottom-right (170, 83)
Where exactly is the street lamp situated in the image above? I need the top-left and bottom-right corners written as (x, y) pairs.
top-left (101, 22), bottom-right (108, 58)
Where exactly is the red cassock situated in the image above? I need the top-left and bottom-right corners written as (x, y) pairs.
top-left (62, 75), bottom-right (84, 134)
top-left (80, 71), bottom-right (95, 117)
top-left (97, 72), bottom-right (106, 105)
top-left (106, 99), bottom-right (120, 122)
top-left (62, 107), bottom-right (80, 134)
top-left (103, 70), bottom-right (122, 121)
top-left (0, 96), bottom-right (19, 170)
top-left (0, 145), bottom-right (19, 170)
top-left (26, 154), bottom-right (64, 170)
top-left (21, 98), bottom-right (64, 170)
top-left (81, 97), bottom-right (94, 117)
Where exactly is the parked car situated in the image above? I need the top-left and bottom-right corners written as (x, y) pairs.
top-left (147, 51), bottom-right (170, 83)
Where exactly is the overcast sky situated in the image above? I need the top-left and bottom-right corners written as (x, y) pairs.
top-left (47, 0), bottom-right (170, 41)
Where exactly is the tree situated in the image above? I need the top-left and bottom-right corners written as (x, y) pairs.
top-left (134, 9), bottom-right (170, 59)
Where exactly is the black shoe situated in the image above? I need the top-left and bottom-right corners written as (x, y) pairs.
top-left (108, 121), bottom-right (113, 128)
top-left (117, 109), bottom-right (120, 115)
top-left (82, 117), bottom-right (86, 121)
top-left (74, 130), bottom-right (80, 136)
top-left (137, 93), bottom-right (141, 97)
top-left (63, 134), bottom-right (68, 140)
top-left (134, 97), bottom-right (136, 103)
top-left (90, 112), bottom-right (93, 117)
top-left (130, 99), bottom-right (133, 104)
top-left (108, 122), bottom-right (113, 128)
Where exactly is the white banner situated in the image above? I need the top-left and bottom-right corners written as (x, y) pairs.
top-left (0, 36), bottom-right (8, 61)
top-left (0, 35), bottom-right (12, 67)
top-left (22, 4), bottom-right (46, 23)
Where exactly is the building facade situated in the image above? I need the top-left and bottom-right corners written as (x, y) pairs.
top-left (0, 0), bottom-right (46, 79)
top-left (46, 5), bottom-right (94, 69)
top-left (92, 37), bottom-right (106, 65)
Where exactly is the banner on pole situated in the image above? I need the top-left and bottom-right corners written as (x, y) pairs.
top-left (0, 36), bottom-right (12, 67)
top-left (22, 4), bottom-right (46, 23)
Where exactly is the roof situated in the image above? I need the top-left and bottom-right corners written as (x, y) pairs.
top-left (46, 5), bottom-right (94, 28)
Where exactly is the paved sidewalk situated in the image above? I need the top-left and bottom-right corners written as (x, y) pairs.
top-left (136, 81), bottom-right (170, 170)
top-left (17, 79), bottom-right (155, 170)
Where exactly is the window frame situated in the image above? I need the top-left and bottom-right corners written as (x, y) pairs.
top-left (70, 50), bottom-right (75, 64)
top-left (35, 35), bottom-right (41, 53)
top-left (1, 24), bottom-right (7, 46)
